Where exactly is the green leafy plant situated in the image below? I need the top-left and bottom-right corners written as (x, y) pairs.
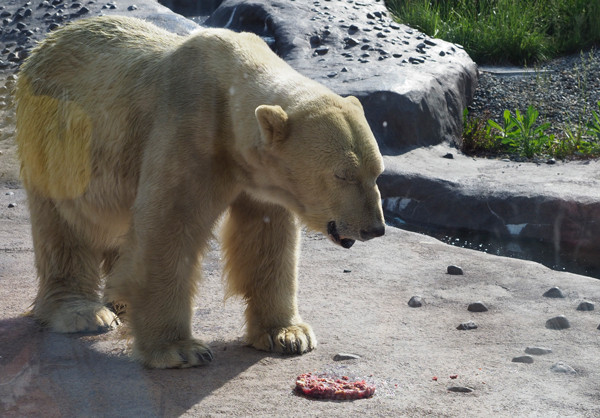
top-left (487, 106), bottom-right (553, 158)
top-left (461, 108), bottom-right (500, 155)
top-left (588, 101), bottom-right (600, 140)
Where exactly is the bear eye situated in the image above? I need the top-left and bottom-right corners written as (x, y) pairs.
top-left (334, 173), bottom-right (358, 184)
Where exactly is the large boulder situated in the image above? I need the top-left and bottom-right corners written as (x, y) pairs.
top-left (205, 0), bottom-right (477, 154)
top-left (2, 0), bottom-right (476, 154)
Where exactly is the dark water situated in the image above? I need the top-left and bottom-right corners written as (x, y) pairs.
top-left (385, 215), bottom-right (600, 279)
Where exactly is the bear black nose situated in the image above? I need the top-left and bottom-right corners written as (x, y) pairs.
top-left (360, 225), bottom-right (385, 240)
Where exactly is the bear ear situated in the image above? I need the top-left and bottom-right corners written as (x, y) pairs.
top-left (255, 105), bottom-right (289, 145)
top-left (345, 95), bottom-right (363, 110)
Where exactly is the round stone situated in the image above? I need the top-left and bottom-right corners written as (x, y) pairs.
top-left (576, 301), bottom-right (595, 311)
top-left (545, 315), bottom-right (570, 330)
top-left (407, 295), bottom-right (422, 308)
top-left (447, 386), bottom-right (474, 393)
top-left (447, 265), bottom-right (463, 275)
top-left (333, 353), bottom-right (360, 361)
top-left (457, 321), bottom-right (477, 330)
top-left (543, 287), bottom-right (565, 298)
top-left (467, 302), bottom-right (488, 312)
top-left (550, 362), bottom-right (576, 374)
top-left (525, 346), bottom-right (552, 355)
top-left (512, 355), bottom-right (534, 364)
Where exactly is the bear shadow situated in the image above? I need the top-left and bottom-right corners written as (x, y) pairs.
top-left (0, 316), bottom-right (268, 416)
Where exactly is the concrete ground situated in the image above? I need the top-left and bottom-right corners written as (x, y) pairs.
top-left (2, 182), bottom-right (600, 416)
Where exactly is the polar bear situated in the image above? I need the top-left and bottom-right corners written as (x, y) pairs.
top-left (15, 16), bottom-right (385, 368)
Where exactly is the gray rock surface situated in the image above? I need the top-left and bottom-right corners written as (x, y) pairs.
top-left (3, 185), bottom-right (600, 416)
top-left (204, 0), bottom-right (477, 153)
top-left (380, 144), bottom-right (600, 278)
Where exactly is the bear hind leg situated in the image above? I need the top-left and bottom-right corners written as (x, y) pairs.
top-left (222, 194), bottom-right (316, 355)
top-left (27, 190), bottom-right (119, 333)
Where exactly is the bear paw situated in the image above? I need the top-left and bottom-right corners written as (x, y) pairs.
top-left (44, 300), bottom-right (120, 333)
top-left (250, 324), bottom-right (317, 355)
top-left (135, 339), bottom-right (214, 369)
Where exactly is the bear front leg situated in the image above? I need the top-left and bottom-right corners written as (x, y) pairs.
top-left (114, 226), bottom-right (214, 369)
top-left (222, 193), bottom-right (316, 355)
top-left (27, 190), bottom-right (119, 333)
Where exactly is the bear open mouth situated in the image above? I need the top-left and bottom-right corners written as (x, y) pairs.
top-left (327, 221), bottom-right (355, 249)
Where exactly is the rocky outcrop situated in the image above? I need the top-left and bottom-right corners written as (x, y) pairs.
top-left (2, 0), bottom-right (477, 153)
top-left (205, 0), bottom-right (477, 153)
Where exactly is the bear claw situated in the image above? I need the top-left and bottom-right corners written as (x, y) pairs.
top-left (139, 339), bottom-right (213, 369)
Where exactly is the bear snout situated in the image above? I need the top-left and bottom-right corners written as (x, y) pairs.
top-left (359, 225), bottom-right (385, 241)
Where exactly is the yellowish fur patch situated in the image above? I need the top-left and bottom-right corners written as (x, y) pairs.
top-left (16, 75), bottom-right (91, 199)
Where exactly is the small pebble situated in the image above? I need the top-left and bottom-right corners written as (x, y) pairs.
top-left (127, 5), bottom-right (138, 11)
top-left (333, 353), bottom-right (360, 361)
top-left (447, 386), bottom-right (474, 393)
top-left (442, 152), bottom-right (454, 159)
top-left (7, 203), bottom-right (16, 208)
top-left (576, 301), bottom-right (594, 311)
top-left (447, 265), bottom-right (463, 275)
top-left (525, 346), bottom-right (552, 355)
top-left (457, 321), bottom-right (477, 330)
top-left (545, 315), bottom-right (570, 330)
top-left (342, 269), bottom-right (351, 273)
top-left (512, 355), bottom-right (534, 364)
top-left (543, 287), bottom-right (565, 298)
top-left (407, 295), bottom-right (422, 308)
top-left (550, 362), bottom-right (576, 374)
top-left (467, 302), bottom-right (488, 312)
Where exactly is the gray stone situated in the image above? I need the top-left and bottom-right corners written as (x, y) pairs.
top-left (525, 346), bottom-right (552, 355)
top-left (447, 265), bottom-right (463, 275)
top-left (333, 353), bottom-right (361, 361)
top-left (512, 355), bottom-right (534, 364)
top-left (457, 321), bottom-right (477, 330)
top-left (543, 287), bottom-right (566, 298)
top-left (407, 295), bottom-right (422, 308)
top-left (545, 315), bottom-right (570, 330)
top-left (467, 302), bottom-right (488, 312)
top-left (550, 362), bottom-right (577, 374)
top-left (447, 386), bottom-right (474, 393)
top-left (576, 301), bottom-right (595, 311)
top-left (205, 0), bottom-right (477, 154)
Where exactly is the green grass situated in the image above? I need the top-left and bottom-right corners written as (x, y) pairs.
top-left (386, 0), bottom-right (600, 65)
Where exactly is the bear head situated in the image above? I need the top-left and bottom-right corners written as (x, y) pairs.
top-left (252, 94), bottom-right (385, 248)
